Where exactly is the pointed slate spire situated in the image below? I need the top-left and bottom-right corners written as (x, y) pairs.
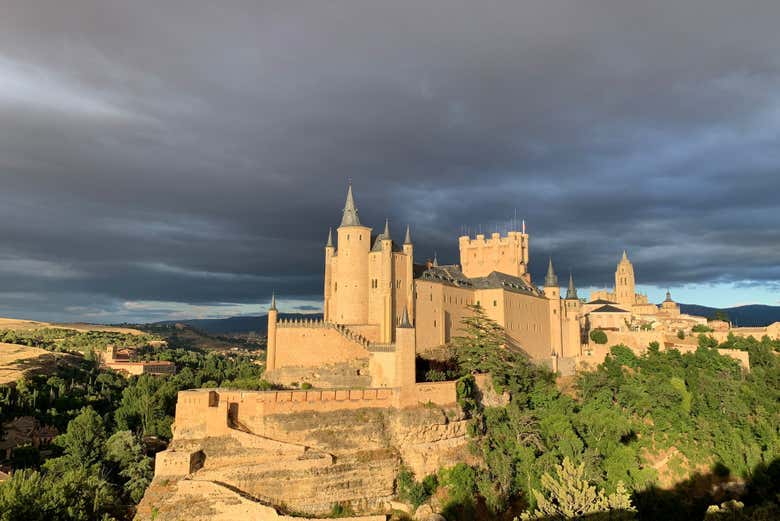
top-left (404, 225), bottom-right (412, 245)
top-left (269, 291), bottom-right (277, 311)
top-left (665, 289), bottom-right (673, 302)
top-left (621, 250), bottom-right (628, 261)
top-left (340, 183), bottom-right (361, 227)
top-left (544, 258), bottom-right (558, 287)
top-left (399, 306), bottom-right (412, 328)
top-left (326, 227), bottom-right (333, 247)
top-left (432, 252), bottom-right (439, 267)
top-left (566, 273), bottom-right (578, 300)
top-left (382, 218), bottom-right (391, 240)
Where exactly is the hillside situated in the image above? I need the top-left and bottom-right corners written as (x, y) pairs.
top-left (0, 317), bottom-right (147, 335)
top-left (150, 313), bottom-right (322, 335)
top-left (0, 342), bottom-right (78, 384)
top-left (679, 303), bottom-right (780, 327)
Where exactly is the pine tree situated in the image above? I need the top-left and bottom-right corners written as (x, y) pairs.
top-left (521, 457), bottom-right (636, 520)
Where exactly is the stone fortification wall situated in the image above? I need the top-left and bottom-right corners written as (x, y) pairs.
top-left (147, 384), bottom-right (465, 519)
top-left (266, 359), bottom-right (371, 389)
top-left (458, 231), bottom-right (529, 279)
top-left (599, 330), bottom-right (665, 351)
top-left (173, 383), bottom-right (457, 441)
top-left (274, 320), bottom-right (371, 367)
top-left (578, 343), bottom-right (751, 371)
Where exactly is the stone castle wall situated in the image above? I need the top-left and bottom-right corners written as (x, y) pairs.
top-left (458, 231), bottom-right (529, 279)
top-left (274, 322), bottom-right (371, 367)
top-left (172, 383), bottom-right (458, 443)
top-left (148, 382), bottom-right (464, 519)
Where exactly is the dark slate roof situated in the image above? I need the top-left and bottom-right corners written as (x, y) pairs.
top-left (370, 234), bottom-right (403, 252)
top-left (588, 298), bottom-right (618, 305)
top-left (419, 266), bottom-right (544, 297)
top-left (340, 184), bottom-right (362, 227)
top-left (591, 304), bottom-right (630, 313)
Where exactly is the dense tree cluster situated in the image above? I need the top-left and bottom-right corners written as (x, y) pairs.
top-left (432, 305), bottom-right (780, 520)
top-left (0, 335), bottom-right (270, 520)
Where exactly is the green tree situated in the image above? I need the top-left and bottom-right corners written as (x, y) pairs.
top-left (106, 430), bottom-right (154, 503)
top-left (51, 406), bottom-right (107, 469)
top-left (521, 457), bottom-right (635, 520)
top-left (590, 330), bottom-right (608, 344)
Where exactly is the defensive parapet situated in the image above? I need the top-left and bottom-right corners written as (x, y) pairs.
top-left (274, 318), bottom-right (381, 351)
top-left (172, 383), bottom-right (457, 441)
top-left (458, 230), bottom-right (530, 280)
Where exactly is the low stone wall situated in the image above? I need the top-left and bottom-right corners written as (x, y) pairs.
top-left (398, 381), bottom-right (458, 408)
top-left (577, 343), bottom-right (751, 371)
top-left (266, 359), bottom-right (371, 389)
top-left (173, 384), bottom-right (458, 441)
top-left (600, 330), bottom-right (665, 351)
top-left (274, 326), bottom-right (371, 368)
top-left (155, 448), bottom-right (204, 476)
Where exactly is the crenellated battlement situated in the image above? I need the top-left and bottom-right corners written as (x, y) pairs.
top-left (458, 230), bottom-right (529, 279)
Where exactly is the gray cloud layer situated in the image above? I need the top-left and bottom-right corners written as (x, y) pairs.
top-left (1, 1), bottom-right (779, 321)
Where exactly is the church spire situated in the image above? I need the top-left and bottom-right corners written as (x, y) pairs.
top-left (544, 258), bottom-right (558, 287)
top-left (269, 291), bottom-right (277, 311)
top-left (398, 306), bottom-right (412, 328)
top-left (566, 273), bottom-right (578, 300)
top-left (382, 218), bottom-right (391, 240)
top-left (340, 182), bottom-right (361, 227)
top-left (432, 252), bottom-right (439, 267)
top-left (622, 250), bottom-right (628, 262)
top-left (404, 225), bottom-right (412, 245)
top-left (326, 227), bottom-right (333, 247)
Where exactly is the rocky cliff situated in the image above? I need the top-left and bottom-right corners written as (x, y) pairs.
top-left (135, 403), bottom-right (472, 521)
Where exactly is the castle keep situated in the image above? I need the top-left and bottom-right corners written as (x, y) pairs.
top-left (263, 184), bottom-right (590, 386)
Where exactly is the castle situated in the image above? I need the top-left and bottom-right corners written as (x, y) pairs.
top-left (142, 184), bottom-right (775, 520)
top-left (265, 184), bottom-right (588, 384)
top-left (262, 184), bottom-right (773, 383)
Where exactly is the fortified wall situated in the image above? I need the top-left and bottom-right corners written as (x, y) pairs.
top-left (138, 377), bottom-right (480, 521)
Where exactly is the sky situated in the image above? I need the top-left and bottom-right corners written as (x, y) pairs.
top-left (0, 0), bottom-right (779, 323)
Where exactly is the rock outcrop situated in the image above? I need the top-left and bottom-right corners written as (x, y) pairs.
top-left (135, 396), bottom-right (471, 520)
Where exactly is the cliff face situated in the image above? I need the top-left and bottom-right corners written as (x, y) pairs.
top-left (135, 403), bottom-right (472, 521)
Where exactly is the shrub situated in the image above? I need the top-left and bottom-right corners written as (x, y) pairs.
top-left (590, 329), bottom-right (608, 345)
top-left (677, 330), bottom-right (685, 340)
top-left (396, 467), bottom-right (436, 508)
top-left (692, 324), bottom-right (714, 333)
top-left (300, 382), bottom-right (313, 390)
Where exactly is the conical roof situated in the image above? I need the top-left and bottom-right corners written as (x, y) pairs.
top-left (399, 307), bottom-right (412, 328)
top-left (566, 273), bottom-right (578, 300)
top-left (269, 291), bottom-right (277, 311)
top-left (340, 183), bottom-right (361, 227)
top-left (326, 227), bottom-right (333, 247)
top-left (404, 225), bottom-right (412, 245)
top-left (544, 258), bottom-right (558, 287)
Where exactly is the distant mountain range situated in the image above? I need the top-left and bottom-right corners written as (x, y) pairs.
top-left (151, 304), bottom-right (780, 335)
top-left (678, 304), bottom-right (780, 327)
top-left (152, 313), bottom-right (323, 335)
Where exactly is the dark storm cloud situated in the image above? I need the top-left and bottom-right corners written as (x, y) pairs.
top-left (1, 0), bottom-right (779, 321)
